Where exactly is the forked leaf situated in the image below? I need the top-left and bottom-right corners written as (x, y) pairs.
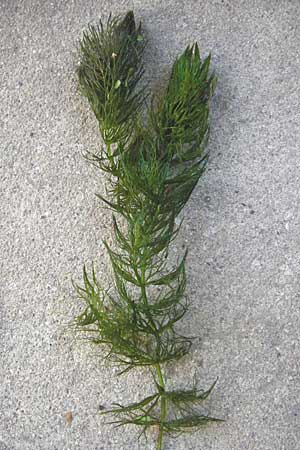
top-left (163, 414), bottom-right (223, 433)
top-left (149, 251), bottom-right (187, 286)
top-left (102, 392), bottom-right (159, 415)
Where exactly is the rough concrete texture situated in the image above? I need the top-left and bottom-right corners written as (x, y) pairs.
top-left (1, 0), bottom-right (300, 449)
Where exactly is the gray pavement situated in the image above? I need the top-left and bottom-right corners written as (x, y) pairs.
top-left (1, 1), bottom-right (300, 449)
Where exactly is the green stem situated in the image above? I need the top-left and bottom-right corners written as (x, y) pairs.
top-left (106, 140), bottom-right (113, 167)
top-left (140, 267), bottom-right (157, 334)
top-left (156, 363), bottom-right (166, 450)
top-left (140, 264), bottom-right (166, 449)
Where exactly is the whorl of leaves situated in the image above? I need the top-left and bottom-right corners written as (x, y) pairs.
top-left (74, 10), bottom-right (221, 449)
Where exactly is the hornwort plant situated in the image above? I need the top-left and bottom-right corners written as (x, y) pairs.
top-left (74, 10), bottom-right (222, 450)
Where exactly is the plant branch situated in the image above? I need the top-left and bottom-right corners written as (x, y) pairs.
top-left (72, 10), bottom-right (222, 449)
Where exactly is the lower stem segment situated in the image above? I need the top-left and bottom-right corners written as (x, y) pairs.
top-left (140, 271), bottom-right (166, 449)
top-left (156, 364), bottom-right (166, 450)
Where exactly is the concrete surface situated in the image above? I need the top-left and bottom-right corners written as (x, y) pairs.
top-left (1, 1), bottom-right (300, 449)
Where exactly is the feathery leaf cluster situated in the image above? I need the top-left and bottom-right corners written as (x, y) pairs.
top-left (74, 10), bottom-right (221, 449)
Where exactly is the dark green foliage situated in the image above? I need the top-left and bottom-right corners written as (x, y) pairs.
top-left (77, 11), bottom-right (146, 144)
top-left (74, 10), bottom-right (221, 449)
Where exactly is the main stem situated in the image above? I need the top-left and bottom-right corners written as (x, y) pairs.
top-left (140, 266), bottom-right (167, 449)
top-left (156, 363), bottom-right (166, 450)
